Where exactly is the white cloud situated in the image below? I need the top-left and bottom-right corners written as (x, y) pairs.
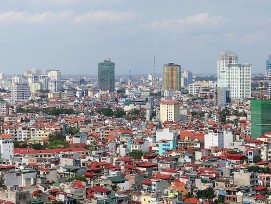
top-left (243, 31), bottom-right (268, 45)
top-left (72, 10), bottom-right (135, 24)
top-left (152, 13), bottom-right (225, 32)
top-left (0, 10), bottom-right (135, 25)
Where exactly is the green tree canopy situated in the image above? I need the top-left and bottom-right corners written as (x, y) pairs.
top-left (128, 150), bottom-right (144, 159)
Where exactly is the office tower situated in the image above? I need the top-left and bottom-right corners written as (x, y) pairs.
top-left (12, 75), bottom-right (28, 84)
top-left (39, 75), bottom-right (49, 90)
top-left (11, 83), bottom-right (31, 103)
top-left (251, 100), bottom-right (271, 138)
top-left (217, 51), bottom-right (251, 99)
top-left (48, 80), bottom-right (61, 92)
top-left (266, 55), bottom-right (271, 96)
top-left (160, 100), bottom-right (180, 123)
top-left (226, 64), bottom-right (251, 99)
top-left (31, 68), bottom-right (41, 77)
top-left (214, 87), bottom-right (231, 106)
top-left (0, 73), bottom-right (5, 80)
top-left (162, 63), bottom-right (182, 91)
top-left (48, 70), bottom-right (61, 92)
top-left (182, 70), bottom-right (193, 87)
top-left (217, 51), bottom-right (238, 87)
top-left (48, 70), bottom-right (61, 81)
top-left (98, 60), bottom-right (115, 92)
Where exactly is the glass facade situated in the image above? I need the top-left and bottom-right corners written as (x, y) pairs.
top-left (251, 100), bottom-right (271, 138)
top-left (98, 60), bottom-right (115, 92)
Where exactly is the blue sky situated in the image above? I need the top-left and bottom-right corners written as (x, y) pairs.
top-left (0, 0), bottom-right (270, 75)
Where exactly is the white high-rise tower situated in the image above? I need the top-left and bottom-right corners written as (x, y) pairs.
top-left (217, 51), bottom-right (251, 99)
top-left (217, 51), bottom-right (238, 87)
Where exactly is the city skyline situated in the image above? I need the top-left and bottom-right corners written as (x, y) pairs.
top-left (0, 0), bottom-right (270, 74)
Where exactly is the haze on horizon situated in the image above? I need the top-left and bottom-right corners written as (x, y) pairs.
top-left (0, 0), bottom-right (270, 75)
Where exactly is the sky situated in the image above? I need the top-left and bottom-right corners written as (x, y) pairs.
top-left (0, 0), bottom-right (270, 75)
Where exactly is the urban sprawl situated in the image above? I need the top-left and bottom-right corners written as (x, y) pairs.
top-left (0, 51), bottom-right (270, 204)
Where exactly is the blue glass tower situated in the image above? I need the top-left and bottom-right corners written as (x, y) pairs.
top-left (98, 60), bottom-right (115, 92)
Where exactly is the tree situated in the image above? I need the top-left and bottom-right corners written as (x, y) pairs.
top-left (67, 175), bottom-right (87, 182)
top-left (184, 192), bottom-right (194, 198)
top-left (67, 127), bottom-right (80, 135)
top-left (114, 108), bottom-right (125, 118)
top-left (129, 109), bottom-right (140, 116)
top-left (196, 188), bottom-right (215, 199)
top-left (216, 195), bottom-right (225, 203)
top-left (14, 141), bottom-right (27, 148)
top-left (253, 156), bottom-right (262, 163)
top-left (98, 108), bottom-right (114, 117)
top-left (46, 108), bottom-right (75, 115)
top-left (47, 140), bottom-right (69, 149)
top-left (49, 132), bottom-right (66, 141)
top-left (128, 150), bottom-right (144, 159)
top-left (31, 143), bottom-right (46, 150)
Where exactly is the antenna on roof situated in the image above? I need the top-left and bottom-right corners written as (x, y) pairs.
top-left (153, 56), bottom-right (156, 89)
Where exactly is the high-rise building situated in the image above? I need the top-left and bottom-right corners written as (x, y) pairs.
top-left (217, 51), bottom-right (238, 88)
top-left (47, 70), bottom-right (61, 92)
top-left (217, 51), bottom-right (251, 99)
top-left (98, 60), bottom-right (115, 92)
top-left (39, 75), bottom-right (49, 90)
top-left (266, 55), bottom-right (271, 96)
top-left (160, 100), bottom-right (180, 123)
top-left (162, 63), bottom-right (182, 91)
top-left (251, 100), bottom-right (271, 138)
top-left (182, 70), bottom-right (193, 87)
top-left (11, 83), bottom-right (31, 103)
top-left (48, 70), bottom-right (61, 81)
top-left (214, 87), bottom-right (231, 106)
top-left (226, 64), bottom-right (251, 99)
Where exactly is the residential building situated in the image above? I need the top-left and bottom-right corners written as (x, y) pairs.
top-left (48, 70), bottom-right (61, 92)
top-left (156, 128), bottom-right (179, 142)
top-left (0, 101), bottom-right (8, 115)
top-left (30, 82), bottom-right (41, 93)
top-left (73, 132), bottom-right (87, 144)
top-left (98, 60), bottom-right (115, 92)
top-left (0, 134), bottom-right (14, 159)
top-left (266, 54), bottom-right (271, 96)
top-left (182, 70), bottom-right (193, 87)
top-left (217, 51), bottom-right (238, 88)
top-left (204, 130), bottom-right (224, 149)
top-left (160, 100), bottom-right (180, 123)
top-left (11, 82), bottom-right (31, 103)
top-left (162, 63), bottom-right (182, 91)
top-left (217, 51), bottom-right (251, 99)
top-left (226, 63), bottom-right (251, 99)
top-left (158, 140), bottom-right (177, 156)
top-left (215, 87), bottom-right (231, 106)
top-left (48, 70), bottom-right (61, 81)
top-left (188, 83), bottom-right (202, 95)
top-left (39, 75), bottom-right (49, 90)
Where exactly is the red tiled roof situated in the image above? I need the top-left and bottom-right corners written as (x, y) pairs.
top-left (152, 173), bottom-right (172, 180)
top-left (256, 194), bottom-right (266, 199)
top-left (90, 186), bottom-right (111, 193)
top-left (137, 162), bottom-right (157, 168)
top-left (14, 147), bottom-right (88, 155)
top-left (255, 185), bottom-right (267, 191)
top-left (183, 197), bottom-right (200, 204)
top-left (70, 180), bottom-right (85, 189)
top-left (85, 172), bottom-right (96, 177)
top-left (142, 180), bottom-right (152, 185)
top-left (116, 157), bottom-right (132, 162)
